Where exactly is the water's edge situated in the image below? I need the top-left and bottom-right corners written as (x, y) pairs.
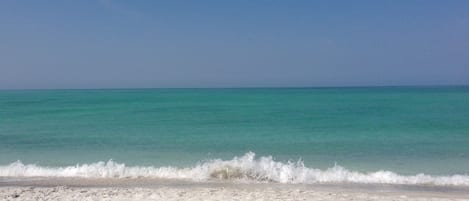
top-left (2, 153), bottom-right (469, 186)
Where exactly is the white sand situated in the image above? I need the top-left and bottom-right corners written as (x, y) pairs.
top-left (1, 177), bottom-right (468, 201)
top-left (1, 185), bottom-right (468, 201)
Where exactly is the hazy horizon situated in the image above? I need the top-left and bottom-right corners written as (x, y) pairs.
top-left (1, 1), bottom-right (468, 89)
top-left (1, 84), bottom-right (469, 91)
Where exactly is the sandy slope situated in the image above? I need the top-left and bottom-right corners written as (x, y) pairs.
top-left (1, 185), bottom-right (469, 201)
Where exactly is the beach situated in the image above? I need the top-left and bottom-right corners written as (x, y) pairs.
top-left (1, 177), bottom-right (469, 201)
top-left (2, 0), bottom-right (469, 199)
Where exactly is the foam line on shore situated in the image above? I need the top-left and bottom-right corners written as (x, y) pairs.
top-left (1, 152), bottom-right (468, 186)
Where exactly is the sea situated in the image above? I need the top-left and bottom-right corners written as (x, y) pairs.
top-left (1, 87), bottom-right (469, 186)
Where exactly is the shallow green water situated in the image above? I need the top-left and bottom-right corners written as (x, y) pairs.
top-left (1, 87), bottom-right (469, 175)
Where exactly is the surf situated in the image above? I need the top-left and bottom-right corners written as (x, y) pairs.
top-left (1, 152), bottom-right (468, 186)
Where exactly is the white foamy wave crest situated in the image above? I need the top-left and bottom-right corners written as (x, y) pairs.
top-left (1, 152), bottom-right (469, 186)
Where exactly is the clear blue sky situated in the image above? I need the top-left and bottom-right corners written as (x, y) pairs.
top-left (1, 0), bottom-right (468, 89)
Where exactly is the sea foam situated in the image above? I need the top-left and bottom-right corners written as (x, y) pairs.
top-left (1, 152), bottom-right (468, 186)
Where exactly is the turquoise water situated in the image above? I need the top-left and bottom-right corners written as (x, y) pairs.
top-left (1, 87), bottom-right (469, 177)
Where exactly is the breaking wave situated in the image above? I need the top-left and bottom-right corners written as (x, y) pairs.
top-left (1, 152), bottom-right (468, 186)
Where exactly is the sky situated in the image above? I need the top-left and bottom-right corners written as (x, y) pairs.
top-left (0, 0), bottom-right (468, 89)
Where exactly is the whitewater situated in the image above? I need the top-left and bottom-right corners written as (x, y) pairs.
top-left (1, 152), bottom-right (468, 186)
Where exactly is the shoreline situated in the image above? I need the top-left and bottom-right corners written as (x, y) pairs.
top-left (1, 177), bottom-right (468, 201)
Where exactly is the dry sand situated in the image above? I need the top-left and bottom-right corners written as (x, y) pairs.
top-left (1, 177), bottom-right (468, 201)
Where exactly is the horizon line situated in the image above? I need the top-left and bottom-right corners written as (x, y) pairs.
top-left (0, 84), bottom-right (468, 91)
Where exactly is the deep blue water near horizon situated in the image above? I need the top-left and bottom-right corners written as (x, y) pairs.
top-left (1, 86), bottom-right (469, 175)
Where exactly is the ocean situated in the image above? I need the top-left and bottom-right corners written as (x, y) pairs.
top-left (1, 87), bottom-right (469, 185)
